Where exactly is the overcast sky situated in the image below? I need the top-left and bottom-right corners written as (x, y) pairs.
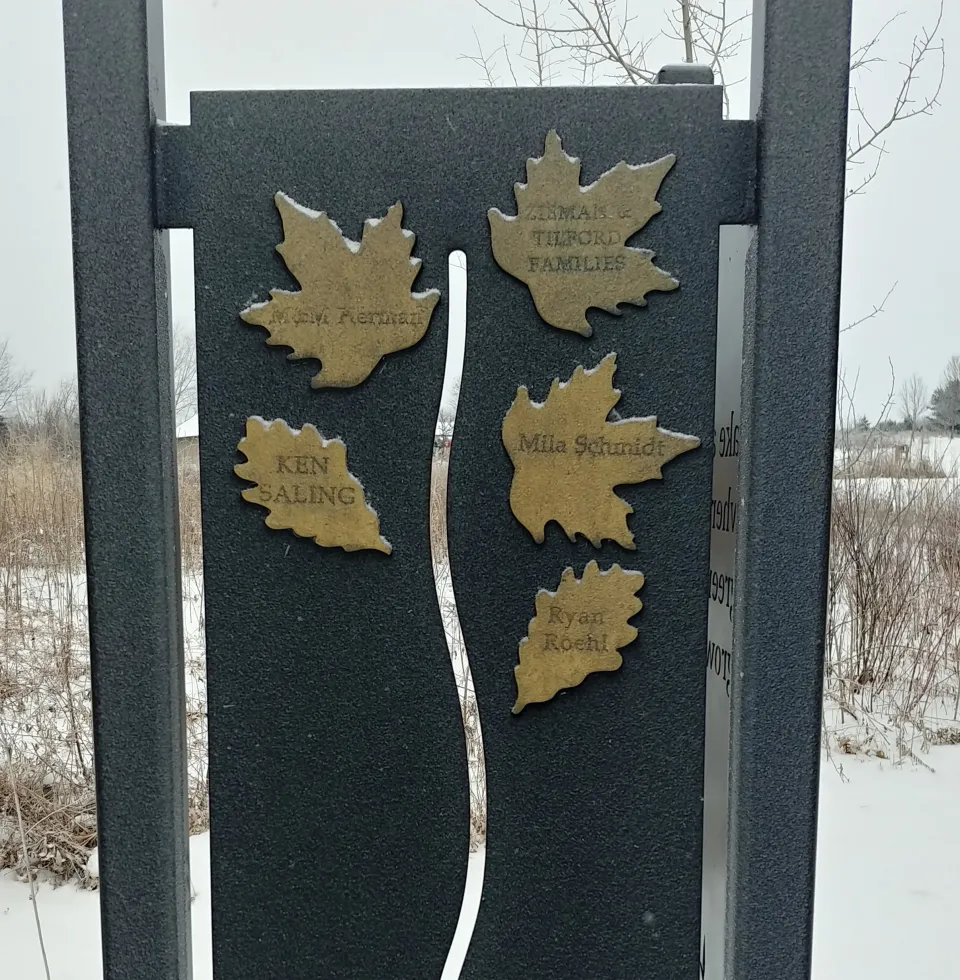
top-left (0, 0), bottom-right (953, 418)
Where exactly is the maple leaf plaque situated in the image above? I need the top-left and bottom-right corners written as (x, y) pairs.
top-left (502, 353), bottom-right (700, 548)
top-left (235, 417), bottom-right (391, 554)
top-left (489, 130), bottom-right (678, 336)
top-left (241, 193), bottom-right (440, 387)
top-left (513, 561), bottom-right (644, 714)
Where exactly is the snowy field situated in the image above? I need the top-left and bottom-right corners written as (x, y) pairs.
top-left (3, 436), bottom-right (957, 977)
top-left (4, 748), bottom-right (960, 979)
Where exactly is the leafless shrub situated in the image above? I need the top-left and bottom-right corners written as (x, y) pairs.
top-left (837, 451), bottom-right (944, 480)
top-left (824, 389), bottom-right (960, 763)
top-left (0, 427), bottom-right (207, 880)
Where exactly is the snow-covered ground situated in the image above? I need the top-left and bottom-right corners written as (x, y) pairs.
top-left (813, 749), bottom-right (960, 980)
top-left (4, 748), bottom-right (959, 979)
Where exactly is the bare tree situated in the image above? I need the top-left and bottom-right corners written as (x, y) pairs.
top-left (15, 379), bottom-right (80, 452)
top-left (929, 355), bottom-right (960, 437)
top-left (0, 339), bottom-right (32, 418)
top-left (468, 0), bottom-right (751, 95)
top-left (898, 372), bottom-right (929, 431)
top-left (944, 354), bottom-right (960, 387)
top-left (468, 0), bottom-right (944, 188)
top-left (468, 0), bottom-right (944, 343)
top-left (173, 326), bottom-right (197, 425)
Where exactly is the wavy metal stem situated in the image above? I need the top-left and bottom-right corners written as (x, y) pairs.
top-left (432, 252), bottom-right (486, 980)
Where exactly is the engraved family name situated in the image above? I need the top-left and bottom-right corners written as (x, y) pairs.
top-left (489, 130), bottom-right (678, 335)
top-left (523, 204), bottom-right (629, 277)
top-left (502, 354), bottom-right (700, 549)
top-left (241, 193), bottom-right (439, 388)
top-left (254, 454), bottom-right (357, 507)
top-left (235, 417), bottom-right (391, 554)
top-left (266, 308), bottom-right (430, 328)
top-left (516, 432), bottom-right (671, 458)
top-left (513, 562), bottom-right (644, 714)
top-left (542, 606), bottom-right (609, 654)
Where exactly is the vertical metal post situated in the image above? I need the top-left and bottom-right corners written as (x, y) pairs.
top-left (61, 1), bottom-right (191, 978)
top-left (727, 2), bottom-right (852, 979)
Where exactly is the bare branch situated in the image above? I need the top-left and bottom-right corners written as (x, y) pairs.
top-left (679, 0), bottom-right (694, 62)
top-left (503, 34), bottom-right (521, 85)
top-left (846, 1), bottom-right (945, 199)
top-left (459, 29), bottom-right (506, 86)
top-left (467, 0), bottom-right (943, 191)
top-left (849, 11), bottom-right (905, 74)
top-left (469, 0), bottom-right (658, 86)
top-left (840, 281), bottom-right (898, 334)
top-left (662, 0), bottom-right (751, 105)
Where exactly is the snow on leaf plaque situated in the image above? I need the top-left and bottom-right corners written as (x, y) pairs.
top-left (501, 354), bottom-right (700, 548)
top-left (489, 130), bottom-right (677, 336)
top-left (513, 561), bottom-right (645, 714)
top-left (241, 193), bottom-right (439, 388)
top-left (235, 417), bottom-right (391, 554)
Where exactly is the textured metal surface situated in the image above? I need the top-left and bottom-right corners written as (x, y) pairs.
top-left (187, 90), bottom-right (463, 980)
top-left (149, 86), bottom-right (756, 980)
top-left (727, 2), bottom-right (852, 979)
top-left (61, 1), bottom-right (192, 978)
top-left (656, 64), bottom-right (716, 85)
top-left (442, 87), bottom-right (726, 980)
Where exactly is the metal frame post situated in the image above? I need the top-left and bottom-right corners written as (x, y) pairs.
top-left (61, 1), bottom-right (191, 977)
top-left (727, 2), bottom-right (852, 979)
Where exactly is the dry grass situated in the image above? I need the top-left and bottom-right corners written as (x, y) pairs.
top-left (0, 431), bottom-right (486, 881)
top-left (837, 453), bottom-right (945, 479)
top-left (0, 433), bottom-right (207, 882)
top-left (824, 429), bottom-right (960, 764)
top-left (4, 421), bottom-right (956, 882)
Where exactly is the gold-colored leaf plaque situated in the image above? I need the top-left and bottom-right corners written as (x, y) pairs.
top-left (235, 417), bottom-right (391, 554)
top-left (513, 560), bottom-right (644, 714)
top-left (241, 193), bottom-right (440, 387)
top-left (502, 353), bottom-right (700, 548)
top-left (489, 130), bottom-right (678, 336)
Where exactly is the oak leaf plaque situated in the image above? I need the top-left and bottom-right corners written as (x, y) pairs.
top-left (241, 193), bottom-right (439, 387)
top-left (235, 417), bottom-right (391, 554)
top-left (514, 561), bottom-right (644, 714)
top-left (502, 353), bottom-right (700, 548)
top-left (489, 130), bottom-right (677, 336)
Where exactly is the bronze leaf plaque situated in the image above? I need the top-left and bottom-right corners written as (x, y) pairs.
top-left (235, 417), bottom-right (391, 553)
top-left (502, 353), bottom-right (700, 548)
top-left (489, 130), bottom-right (677, 336)
top-left (513, 560), bottom-right (645, 714)
top-left (241, 193), bottom-right (439, 387)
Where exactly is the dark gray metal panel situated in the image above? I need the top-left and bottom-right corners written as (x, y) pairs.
top-left (164, 85), bottom-right (752, 980)
top-left (187, 90), bottom-right (469, 980)
top-left (656, 64), bottom-right (715, 85)
top-left (61, 1), bottom-right (191, 979)
top-left (154, 112), bottom-right (756, 235)
top-left (154, 124), bottom-right (197, 230)
top-left (727, 2), bottom-right (852, 979)
top-left (438, 88), bottom-right (727, 980)
top-left (716, 122), bottom-right (757, 226)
